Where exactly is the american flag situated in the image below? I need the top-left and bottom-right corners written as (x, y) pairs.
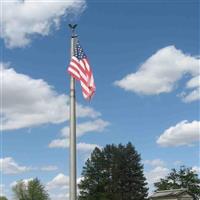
top-left (68, 40), bottom-right (95, 100)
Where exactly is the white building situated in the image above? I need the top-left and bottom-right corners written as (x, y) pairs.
top-left (149, 189), bottom-right (193, 200)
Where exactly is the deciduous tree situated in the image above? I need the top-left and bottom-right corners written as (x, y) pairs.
top-left (154, 166), bottom-right (200, 200)
top-left (0, 197), bottom-right (8, 200)
top-left (12, 178), bottom-right (49, 200)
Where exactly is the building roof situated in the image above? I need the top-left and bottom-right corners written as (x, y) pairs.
top-left (150, 188), bottom-right (190, 198)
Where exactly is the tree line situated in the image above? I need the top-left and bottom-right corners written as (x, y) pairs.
top-left (1, 143), bottom-right (199, 200)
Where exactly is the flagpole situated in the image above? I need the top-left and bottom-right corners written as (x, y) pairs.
top-left (69, 24), bottom-right (77, 200)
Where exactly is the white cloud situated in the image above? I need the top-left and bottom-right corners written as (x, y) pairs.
top-left (115, 46), bottom-right (200, 102)
top-left (144, 159), bottom-right (165, 167)
top-left (0, 157), bottom-right (31, 174)
top-left (47, 174), bottom-right (82, 200)
top-left (77, 177), bottom-right (84, 185)
top-left (46, 173), bottom-right (69, 190)
top-left (1, 63), bottom-right (100, 131)
top-left (48, 119), bottom-right (107, 160)
top-left (49, 138), bottom-right (69, 149)
top-left (145, 166), bottom-right (169, 185)
top-left (192, 166), bottom-right (200, 174)
top-left (40, 165), bottom-right (58, 171)
top-left (61, 119), bottom-right (110, 138)
top-left (144, 159), bottom-right (169, 194)
top-left (186, 75), bottom-right (200, 88)
top-left (0, 157), bottom-right (58, 174)
top-left (77, 142), bottom-right (101, 152)
top-left (50, 193), bottom-right (69, 200)
top-left (181, 75), bottom-right (200, 102)
top-left (49, 119), bottom-right (109, 149)
top-left (157, 120), bottom-right (200, 147)
top-left (173, 160), bottom-right (183, 166)
top-left (0, 0), bottom-right (86, 48)
top-left (49, 140), bottom-right (100, 151)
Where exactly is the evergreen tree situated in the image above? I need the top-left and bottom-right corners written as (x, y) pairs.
top-left (154, 166), bottom-right (200, 200)
top-left (78, 143), bottom-right (148, 200)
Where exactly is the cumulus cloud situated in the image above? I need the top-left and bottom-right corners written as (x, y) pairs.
top-left (1, 63), bottom-right (100, 131)
top-left (144, 159), bottom-right (169, 194)
top-left (40, 165), bottom-right (58, 171)
top-left (77, 142), bottom-right (101, 152)
top-left (61, 119), bottom-right (110, 138)
top-left (49, 119), bottom-right (109, 149)
top-left (0, 0), bottom-right (86, 48)
top-left (115, 46), bottom-right (200, 102)
top-left (0, 157), bottom-right (31, 174)
top-left (192, 166), bottom-right (200, 174)
top-left (48, 138), bottom-right (69, 149)
top-left (50, 193), bottom-right (69, 200)
top-left (145, 166), bottom-right (169, 185)
top-left (144, 159), bottom-right (165, 167)
top-left (48, 140), bottom-right (100, 154)
top-left (144, 159), bottom-right (168, 182)
top-left (47, 174), bottom-right (82, 200)
top-left (173, 160), bottom-right (183, 166)
top-left (46, 173), bottom-right (69, 190)
top-left (0, 156), bottom-right (58, 174)
top-left (47, 174), bottom-right (69, 200)
top-left (157, 120), bottom-right (200, 147)
top-left (181, 75), bottom-right (200, 102)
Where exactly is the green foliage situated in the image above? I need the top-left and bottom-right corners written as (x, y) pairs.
top-left (0, 197), bottom-right (8, 200)
top-left (27, 179), bottom-right (49, 200)
top-left (154, 166), bottom-right (200, 200)
top-left (12, 178), bottom-right (50, 200)
top-left (12, 181), bottom-right (28, 200)
top-left (78, 142), bottom-right (148, 200)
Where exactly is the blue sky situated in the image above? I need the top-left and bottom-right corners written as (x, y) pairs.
top-left (0, 0), bottom-right (199, 199)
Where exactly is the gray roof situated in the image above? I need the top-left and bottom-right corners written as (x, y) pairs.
top-left (150, 188), bottom-right (189, 198)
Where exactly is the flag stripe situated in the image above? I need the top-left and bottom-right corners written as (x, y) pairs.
top-left (68, 69), bottom-right (80, 80)
top-left (67, 41), bottom-right (95, 100)
top-left (72, 58), bottom-right (86, 75)
top-left (69, 64), bottom-right (90, 88)
top-left (70, 62), bottom-right (88, 82)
